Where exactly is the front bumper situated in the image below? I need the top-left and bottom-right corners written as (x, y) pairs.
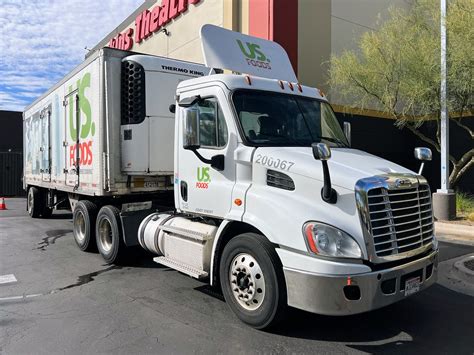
top-left (283, 249), bottom-right (438, 315)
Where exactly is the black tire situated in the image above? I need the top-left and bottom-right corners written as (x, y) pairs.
top-left (95, 205), bottom-right (126, 264)
top-left (27, 186), bottom-right (42, 218)
top-left (73, 200), bottom-right (98, 252)
top-left (219, 233), bottom-right (287, 329)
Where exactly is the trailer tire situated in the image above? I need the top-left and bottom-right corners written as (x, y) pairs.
top-left (73, 200), bottom-right (98, 252)
top-left (96, 205), bottom-right (126, 264)
top-left (219, 233), bottom-right (287, 329)
top-left (27, 186), bottom-right (43, 218)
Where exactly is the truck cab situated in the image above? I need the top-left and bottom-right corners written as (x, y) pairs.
top-left (161, 72), bottom-right (438, 327)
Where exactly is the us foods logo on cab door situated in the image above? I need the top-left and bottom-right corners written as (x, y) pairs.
top-left (68, 72), bottom-right (94, 168)
top-left (236, 39), bottom-right (272, 70)
top-left (196, 167), bottom-right (211, 189)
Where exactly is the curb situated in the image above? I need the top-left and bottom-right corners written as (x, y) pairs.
top-left (435, 221), bottom-right (474, 238)
top-left (453, 254), bottom-right (474, 284)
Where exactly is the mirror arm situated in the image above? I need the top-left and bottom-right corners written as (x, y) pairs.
top-left (418, 162), bottom-right (425, 175)
top-left (189, 148), bottom-right (225, 171)
top-left (321, 161), bottom-right (337, 204)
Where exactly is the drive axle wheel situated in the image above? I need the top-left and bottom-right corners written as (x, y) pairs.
top-left (73, 200), bottom-right (98, 252)
top-left (220, 233), bottom-right (287, 329)
top-left (96, 205), bottom-right (126, 264)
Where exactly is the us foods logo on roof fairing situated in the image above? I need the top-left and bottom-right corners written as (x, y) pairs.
top-left (236, 39), bottom-right (272, 70)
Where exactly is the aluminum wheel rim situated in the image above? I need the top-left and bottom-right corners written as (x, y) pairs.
top-left (27, 189), bottom-right (34, 212)
top-left (74, 211), bottom-right (86, 243)
top-left (98, 218), bottom-right (113, 253)
top-left (229, 253), bottom-right (265, 311)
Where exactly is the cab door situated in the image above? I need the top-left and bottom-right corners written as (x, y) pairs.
top-left (176, 87), bottom-right (237, 218)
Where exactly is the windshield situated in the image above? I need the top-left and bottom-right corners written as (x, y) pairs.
top-left (232, 90), bottom-right (349, 147)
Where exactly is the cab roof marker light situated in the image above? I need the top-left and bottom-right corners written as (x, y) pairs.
top-left (278, 80), bottom-right (285, 89)
top-left (297, 83), bottom-right (303, 93)
top-left (318, 88), bottom-right (326, 97)
top-left (245, 75), bottom-right (252, 85)
top-left (288, 82), bottom-right (294, 91)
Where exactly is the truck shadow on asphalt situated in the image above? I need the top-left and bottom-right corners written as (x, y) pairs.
top-left (47, 212), bottom-right (73, 220)
top-left (273, 284), bottom-right (474, 354)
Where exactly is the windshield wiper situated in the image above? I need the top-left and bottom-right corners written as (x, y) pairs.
top-left (317, 136), bottom-right (348, 147)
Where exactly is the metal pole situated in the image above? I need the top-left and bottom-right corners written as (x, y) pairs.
top-left (439, 0), bottom-right (450, 193)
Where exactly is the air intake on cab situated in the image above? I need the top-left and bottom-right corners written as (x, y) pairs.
top-left (121, 60), bottom-right (145, 125)
top-left (267, 170), bottom-right (295, 191)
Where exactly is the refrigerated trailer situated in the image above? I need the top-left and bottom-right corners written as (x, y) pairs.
top-left (24, 25), bottom-right (439, 329)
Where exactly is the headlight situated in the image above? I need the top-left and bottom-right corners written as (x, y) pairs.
top-left (303, 222), bottom-right (362, 259)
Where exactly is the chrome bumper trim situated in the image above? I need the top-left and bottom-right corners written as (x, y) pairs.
top-left (284, 249), bottom-right (438, 316)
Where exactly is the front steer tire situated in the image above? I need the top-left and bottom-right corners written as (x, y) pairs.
top-left (73, 200), bottom-right (98, 252)
top-left (96, 205), bottom-right (126, 264)
top-left (219, 233), bottom-right (287, 329)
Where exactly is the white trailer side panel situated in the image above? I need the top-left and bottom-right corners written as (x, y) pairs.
top-left (24, 51), bottom-right (105, 196)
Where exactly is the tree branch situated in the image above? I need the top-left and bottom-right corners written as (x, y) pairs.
top-left (451, 118), bottom-right (474, 138)
top-left (450, 148), bottom-right (474, 186)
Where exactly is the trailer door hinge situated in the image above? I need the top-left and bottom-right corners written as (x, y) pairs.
top-left (63, 141), bottom-right (68, 147)
top-left (62, 99), bottom-right (68, 106)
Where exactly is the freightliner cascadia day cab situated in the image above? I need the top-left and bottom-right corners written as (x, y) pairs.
top-left (24, 25), bottom-right (438, 329)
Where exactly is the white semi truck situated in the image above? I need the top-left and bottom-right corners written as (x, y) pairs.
top-left (24, 25), bottom-right (438, 328)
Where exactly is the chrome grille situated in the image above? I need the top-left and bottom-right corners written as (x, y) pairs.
top-left (367, 184), bottom-right (433, 257)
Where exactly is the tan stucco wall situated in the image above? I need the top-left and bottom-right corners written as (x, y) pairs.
top-left (298, 0), bottom-right (331, 91)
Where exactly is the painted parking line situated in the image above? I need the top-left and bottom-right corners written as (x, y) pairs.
top-left (0, 293), bottom-right (43, 302)
top-left (0, 274), bottom-right (17, 285)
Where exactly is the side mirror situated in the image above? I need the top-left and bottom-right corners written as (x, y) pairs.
top-left (311, 143), bottom-right (337, 204)
top-left (169, 104), bottom-right (176, 114)
top-left (312, 143), bottom-right (331, 161)
top-left (414, 147), bottom-right (432, 175)
top-left (183, 108), bottom-right (200, 150)
top-left (343, 121), bottom-right (351, 147)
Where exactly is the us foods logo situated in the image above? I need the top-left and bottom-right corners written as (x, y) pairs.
top-left (236, 40), bottom-right (272, 70)
top-left (68, 72), bottom-right (94, 167)
top-left (196, 167), bottom-right (210, 189)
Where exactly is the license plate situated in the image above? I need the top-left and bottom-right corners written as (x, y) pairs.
top-left (404, 276), bottom-right (421, 296)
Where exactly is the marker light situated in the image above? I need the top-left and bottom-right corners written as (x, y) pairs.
top-left (303, 222), bottom-right (362, 259)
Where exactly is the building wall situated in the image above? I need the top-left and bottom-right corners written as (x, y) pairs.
top-left (0, 110), bottom-right (24, 196)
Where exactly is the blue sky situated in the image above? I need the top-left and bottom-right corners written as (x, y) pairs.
top-left (0, 0), bottom-right (143, 111)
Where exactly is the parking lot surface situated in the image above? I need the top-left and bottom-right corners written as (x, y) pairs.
top-left (1, 198), bottom-right (473, 354)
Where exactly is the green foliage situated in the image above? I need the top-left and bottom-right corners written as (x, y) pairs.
top-left (329, 0), bottom-right (473, 186)
top-left (456, 191), bottom-right (474, 215)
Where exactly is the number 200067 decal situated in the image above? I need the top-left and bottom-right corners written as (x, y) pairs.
top-left (255, 154), bottom-right (294, 171)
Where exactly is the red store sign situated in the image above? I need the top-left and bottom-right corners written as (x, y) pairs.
top-left (109, 0), bottom-right (201, 50)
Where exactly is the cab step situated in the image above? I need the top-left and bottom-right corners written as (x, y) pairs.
top-left (153, 256), bottom-right (209, 280)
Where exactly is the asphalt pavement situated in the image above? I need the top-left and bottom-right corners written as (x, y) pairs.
top-left (1, 198), bottom-right (473, 354)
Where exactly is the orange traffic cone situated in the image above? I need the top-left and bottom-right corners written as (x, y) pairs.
top-left (0, 197), bottom-right (7, 210)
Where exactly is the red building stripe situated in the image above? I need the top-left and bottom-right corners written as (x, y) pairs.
top-left (248, 0), bottom-right (298, 75)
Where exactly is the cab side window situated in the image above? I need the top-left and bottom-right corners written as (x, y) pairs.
top-left (196, 98), bottom-right (228, 148)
